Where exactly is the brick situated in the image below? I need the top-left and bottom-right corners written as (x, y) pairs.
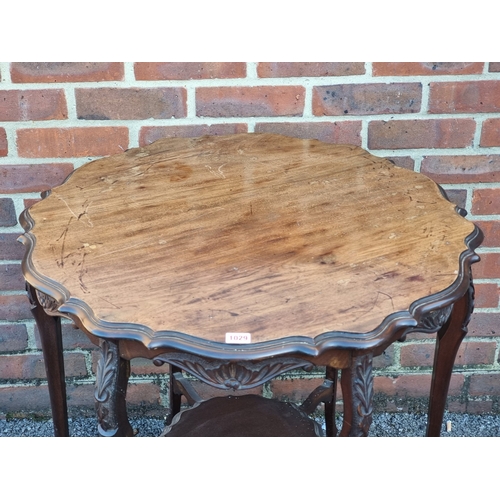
top-left (420, 155), bottom-right (500, 183)
top-left (474, 283), bottom-right (499, 308)
top-left (0, 90), bottom-right (67, 121)
top-left (0, 294), bottom-right (32, 321)
top-left (24, 198), bottom-right (41, 209)
top-left (0, 354), bottom-right (49, 380)
top-left (0, 128), bottom-right (6, 156)
top-left (270, 376), bottom-right (331, 402)
top-left (474, 220), bottom-right (500, 247)
top-left (196, 86), bottom-right (305, 117)
top-left (0, 163), bottom-right (74, 193)
top-left (471, 188), bottom-right (500, 214)
top-left (65, 384), bottom-right (96, 411)
top-left (0, 233), bottom-right (24, 260)
top-left (399, 343), bottom-right (439, 367)
top-left (468, 313), bottom-right (500, 337)
top-left (446, 400), bottom-right (467, 413)
top-left (17, 127), bottom-right (129, 158)
top-left (472, 252), bottom-right (500, 279)
top-left (125, 382), bottom-right (161, 406)
top-left (469, 373), bottom-right (500, 396)
top-left (0, 383), bottom-right (97, 415)
top-left (480, 118), bottom-right (500, 146)
top-left (0, 324), bottom-right (28, 352)
top-left (373, 345), bottom-right (395, 369)
top-left (489, 63), bottom-right (500, 72)
top-left (373, 62), bottom-right (484, 76)
top-left (0, 353), bottom-right (87, 380)
top-left (385, 156), bottom-right (415, 170)
top-left (257, 62), bottom-right (365, 78)
top-left (0, 264), bottom-right (24, 290)
top-left (404, 331), bottom-right (437, 341)
top-left (129, 358), bottom-right (170, 376)
top-left (90, 353), bottom-right (168, 377)
top-left (0, 380), bottom-right (311, 417)
top-left (400, 341), bottom-right (496, 367)
top-left (374, 373), bottom-right (464, 397)
top-left (313, 83), bottom-right (421, 116)
top-left (76, 87), bottom-right (187, 120)
top-left (464, 400), bottom-right (494, 414)
top-left (0, 386), bottom-right (51, 413)
top-left (134, 62), bottom-right (246, 80)
top-left (368, 119), bottom-right (475, 149)
top-left (34, 324), bottom-right (96, 350)
top-left (58, 353), bottom-right (89, 377)
top-left (10, 62), bottom-right (124, 83)
top-left (61, 325), bottom-right (96, 350)
top-left (443, 189), bottom-right (467, 210)
top-left (254, 121), bottom-right (362, 145)
top-left (429, 81), bottom-right (500, 113)
top-left (139, 123), bottom-right (248, 146)
top-left (0, 198), bottom-right (16, 226)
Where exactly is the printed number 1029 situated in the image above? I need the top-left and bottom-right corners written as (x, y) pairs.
top-left (225, 333), bottom-right (251, 344)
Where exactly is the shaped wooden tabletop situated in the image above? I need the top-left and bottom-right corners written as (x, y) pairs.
top-left (21, 134), bottom-right (479, 346)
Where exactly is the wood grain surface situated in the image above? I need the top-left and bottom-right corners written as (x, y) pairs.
top-left (23, 134), bottom-right (477, 344)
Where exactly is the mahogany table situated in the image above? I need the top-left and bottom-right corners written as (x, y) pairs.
top-left (19, 133), bottom-right (482, 437)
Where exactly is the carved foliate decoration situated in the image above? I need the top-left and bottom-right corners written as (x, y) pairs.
top-left (25, 282), bottom-right (60, 314)
top-left (352, 354), bottom-right (373, 437)
top-left (95, 339), bottom-right (119, 436)
top-left (154, 353), bottom-right (314, 390)
top-left (418, 304), bottom-right (454, 332)
top-left (35, 290), bottom-right (60, 314)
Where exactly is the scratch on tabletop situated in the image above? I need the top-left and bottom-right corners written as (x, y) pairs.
top-left (77, 200), bottom-right (93, 227)
top-left (352, 290), bottom-right (395, 323)
top-left (205, 164), bottom-right (227, 179)
top-left (97, 296), bottom-right (122, 309)
top-left (55, 193), bottom-right (79, 219)
top-left (78, 252), bottom-right (89, 292)
top-left (55, 217), bottom-right (72, 268)
top-left (55, 194), bottom-right (93, 227)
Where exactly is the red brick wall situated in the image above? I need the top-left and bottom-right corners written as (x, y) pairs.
top-left (1, 62), bottom-right (499, 417)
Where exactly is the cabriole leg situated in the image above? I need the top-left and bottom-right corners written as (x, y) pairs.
top-left (27, 283), bottom-right (69, 437)
top-left (426, 275), bottom-right (475, 437)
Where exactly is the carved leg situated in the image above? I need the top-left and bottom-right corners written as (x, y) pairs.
top-left (27, 283), bottom-right (69, 437)
top-left (95, 339), bottom-right (134, 437)
top-left (339, 353), bottom-right (374, 437)
top-left (426, 278), bottom-right (474, 437)
top-left (325, 366), bottom-right (338, 437)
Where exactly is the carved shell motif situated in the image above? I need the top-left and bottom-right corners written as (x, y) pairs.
top-left (154, 352), bottom-right (314, 390)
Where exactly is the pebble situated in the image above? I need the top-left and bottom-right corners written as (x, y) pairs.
top-left (1, 411), bottom-right (500, 437)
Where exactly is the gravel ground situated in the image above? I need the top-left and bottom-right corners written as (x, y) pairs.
top-left (1, 411), bottom-right (500, 437)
